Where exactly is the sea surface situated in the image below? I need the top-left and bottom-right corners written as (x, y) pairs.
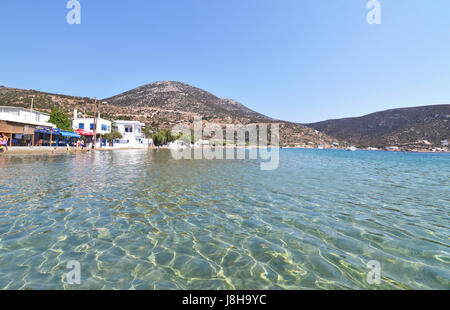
top-left (0, 149), bottom-right (449, 290)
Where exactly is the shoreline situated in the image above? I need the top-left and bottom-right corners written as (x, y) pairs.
top-left (1, 145), bottom-right (449, 155)
top-left (281, 146), bottom-right (450, 153)
top-left (0, 146), bottom-right (152, 155)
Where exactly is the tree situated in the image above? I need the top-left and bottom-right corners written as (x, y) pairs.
top-left (103, 130), bottom-right (123, 141)
top-left (142, 126), bottom-right (153, 139)
top-left (151, 128), bottom-right (181, 146)
top-left (49, 107), bottom-right (73, 131)
top-left (151, 131), bottom-right (166, 146)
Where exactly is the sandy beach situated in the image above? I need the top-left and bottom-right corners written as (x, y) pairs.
top-left (1, 146), bottom-right (153, 155)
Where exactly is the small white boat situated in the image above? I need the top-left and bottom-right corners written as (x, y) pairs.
top-left (318, 145), bottom-right (324, 150)
top-left (347, 146), bottom-right (357, 152)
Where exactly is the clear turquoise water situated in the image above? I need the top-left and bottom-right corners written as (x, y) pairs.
top-left (0, 149), bottom-right (449, 290)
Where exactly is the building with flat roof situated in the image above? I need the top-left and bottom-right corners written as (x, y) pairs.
top-left (72, 109), bottom-right (111, 147)
top-left (112, 120), bottom-right (149, 148)
top-left (0, 106), bottom-right (56, 146)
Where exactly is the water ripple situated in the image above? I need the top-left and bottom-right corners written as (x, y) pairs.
top-left (0, 149), bottom-right (449, 289)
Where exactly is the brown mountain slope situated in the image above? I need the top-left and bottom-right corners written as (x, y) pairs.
top-left (103, 81), bottom-right (271, 122)
top-left (0, 83), bottom-right (338, 147)
top-left (305, 105), bottom-right (450, 148)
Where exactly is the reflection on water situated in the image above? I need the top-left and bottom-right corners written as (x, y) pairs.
top-left (0, 149), bottom-right (449, 289)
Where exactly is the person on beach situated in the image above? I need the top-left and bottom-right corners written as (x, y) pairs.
top-left (0, 134), bottom-right (9, 152)
top-left (0, 135), bottom-right (5, 153)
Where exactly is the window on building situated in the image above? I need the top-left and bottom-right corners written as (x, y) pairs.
top-left (101, 124), bottom-right (107, 131)
top-left (79, 123), bottom-right (84, 129)
top-left (90, 123), bottom-right (94, 130)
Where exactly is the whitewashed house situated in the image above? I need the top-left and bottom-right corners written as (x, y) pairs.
top-left (112, 120), bottom-right (148, 148)
top-left (72, 109), bottom-right (111, 147)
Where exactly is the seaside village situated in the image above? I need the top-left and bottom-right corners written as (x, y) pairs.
top-left (0, 106), bottom-right (153, 152)
top-left (0, 104), bottom-right (449, 153)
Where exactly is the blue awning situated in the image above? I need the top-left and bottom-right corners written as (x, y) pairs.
top-left (60, 130), bottom-right (81, 138)
top-left (35, 126), bottom-right (60, 135)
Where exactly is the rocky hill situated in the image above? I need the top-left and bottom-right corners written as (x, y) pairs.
top-left (103, 81), bottom-right (271, 122)
top-left (0, 82), bottom-right (338, 147)
top-left (305, 105), bottom-right (450, 149)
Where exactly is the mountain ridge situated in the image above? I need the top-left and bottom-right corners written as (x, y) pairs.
top-left (0, 81), bottom-right (338, 147)
top-left (102, 81), bottom-right (273, 121)
top-left (305, 104), bottom-right (450, 148)
top-left (2, 82), bottom-right (448, 149)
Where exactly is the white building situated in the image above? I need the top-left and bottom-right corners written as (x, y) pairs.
top-left (442, 139), bottom-right (449, 146)
top-left (0, 106), bottom-right (56, 147)
top-left (112, 120), bottom-right (148, 148)
top-left (0, 106), bottom-right (55, 127)
top-left (72, 109), bottom-right (111, 147)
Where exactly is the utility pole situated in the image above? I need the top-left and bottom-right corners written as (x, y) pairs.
top-left (93, 97), bottom-right (98, 149)
top-left (31, 98), bottom-right (34, 146)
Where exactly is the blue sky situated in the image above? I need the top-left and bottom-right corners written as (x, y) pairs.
top-left (1, 0), bottom-right (449, 123)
